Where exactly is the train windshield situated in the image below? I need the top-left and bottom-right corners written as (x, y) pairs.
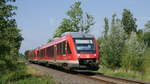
top-left (74, 38), bottom-right (96, 53)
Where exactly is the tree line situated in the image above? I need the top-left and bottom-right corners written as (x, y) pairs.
top-left (0, 0), bottom-right (24, 83)
top-left (99, 10), bottom-right (150, 74)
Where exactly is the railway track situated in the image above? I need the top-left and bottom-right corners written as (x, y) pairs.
top-left (94, 73), bottom-right (148, 84)
top-left (29, 64), bottom-right (149, 84)
top-left (77, 72), bottom-right (149, 84)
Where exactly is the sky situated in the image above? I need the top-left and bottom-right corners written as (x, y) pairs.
top-left (14, 0), bottom-right (150, 53)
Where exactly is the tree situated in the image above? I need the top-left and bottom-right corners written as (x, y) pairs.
top-left (0, 0), bottom-right (23, 75)
top-left (103, 17), bottom-right (109, 38)
top-left (24, 50), bottom-right (30, 60)
top-left (121, 32), bottom-right (147, 72)
top-left (143, 20), bottom-right (150, 46)
top-left (53, 18), bottom-right (73, 37)
top-left (53, 1), bottom-right (94, 38)
top-left (100, 14), bottom-right (127, 69)
top-left (145, 20), bottom-right (150, 30)
top-left (122, 9), bottom-right (137, 35)
top-left (47, 38), bottom-right (53, 43)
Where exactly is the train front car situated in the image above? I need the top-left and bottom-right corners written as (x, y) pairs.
top-left (66, 32), bottom-right (99, 71)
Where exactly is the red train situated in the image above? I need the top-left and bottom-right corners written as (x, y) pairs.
top-left (28, 32), bottom-right (100, 71)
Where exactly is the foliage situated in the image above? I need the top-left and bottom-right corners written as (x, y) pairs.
top-left (122, 9), bottom-right (137, 35)
top-left (0, 0), bottom-right (23, 77)
top-left (145, 20), bottom-right (150, 30)
top-left (0, 63), bottom-right (26, 84)
top-left (103, 17), bottom-right (109, 38)
top-left (47, 37), bottom-right (53, 43)
top-left (121, 32), bottom-right (147, 72)
top-left (136, 29), bottom-right (144, 39)
top-left (143, 48), bottom-right (150, 76)
top-left (143, 20), bottom-right (150, 46)
top-left (53, 1), bottom-right (94, 38)
top-left (100, 14), bottom-right (127, 69)
top-left (100, 10), bottom-right (147, 73)
top-left (0, 65), bottom-right (55, 84)
top-left (53, 18), bottom-right (73, 37)
top-left (7, 76), bottom-right (55, 84)
top-left (99, 67), bottom-right (150, 81)
top-left (24, 50), bottom-right (30, 60)
top-left (143, 32), bottom-right (150, 46)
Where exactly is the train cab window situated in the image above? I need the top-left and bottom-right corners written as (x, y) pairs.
top-left (74, 38), bottom-right (96, 53)
top-left (67, 42), bottom-right (71, 54)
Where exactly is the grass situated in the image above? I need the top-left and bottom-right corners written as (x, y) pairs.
top-left (98, 67), bottom-right (150, 82)
top-left (0, 65), bottom-right (55, 84)
top-left (98, 47), bottom-right (150, 82)
top-left (7, 76), bottom-right (55, 84)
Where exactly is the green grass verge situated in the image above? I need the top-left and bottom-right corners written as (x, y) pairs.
top-left (0, 65), bottom-right (55, 84)
top-left (98, 67), bottom-right (150, 82)
top-left (7, 76), bottom-right (55, 84)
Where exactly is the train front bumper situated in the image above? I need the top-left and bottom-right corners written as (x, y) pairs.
top-left (67, 62), bottom-right (99, 71)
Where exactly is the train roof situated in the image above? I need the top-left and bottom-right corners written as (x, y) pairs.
top-left (61, 32), bottom-right (94, 38)
top-left (36, 32), bottom-right (95, 50)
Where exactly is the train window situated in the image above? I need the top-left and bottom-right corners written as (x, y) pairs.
top-left (39, 50), bottom-right (42, 57)
top-left (57, 43), bottom-right (61, 55)
top-left (57, 42), bottom-right (66, 55)
top-left (59, 43), bottom-right (61, 55)
top-left (46, 46), bottom-right (54, 57)
top-left (67, 42), bottom-right (71, 54)
top-left (74, 38), bottom-right (96, 54)
top-left (41, 49), bottom-right (45, 57)
top-left (61, 42), bottom-right (66, 55)
top-left (46, 47), bottom-right (50, 57)
top-left (60, 42), bottom-right (63, 55)
top-left (37, 51), bottom-right (40, 57)
top-left (33, 52), bottom-right (36, 57)
top-left (51, 46), bottom-right (54, 57)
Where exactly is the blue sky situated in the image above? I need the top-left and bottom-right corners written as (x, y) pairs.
top-left (15, 0), bottom-right (150, 53)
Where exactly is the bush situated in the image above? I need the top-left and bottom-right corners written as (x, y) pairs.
top-left (121, 32), bottom-right (147, 72)
top-left (0, 63), bottom-right (27, 84)
top-left (100, 16), bottom-right (127, 69)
